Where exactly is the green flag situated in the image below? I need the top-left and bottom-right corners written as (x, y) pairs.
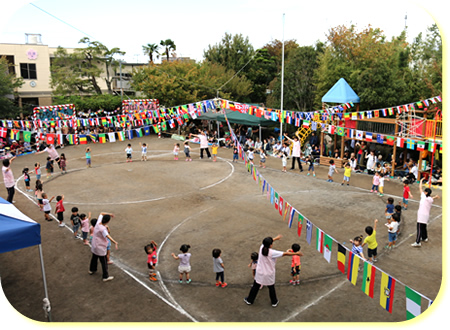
top-left (23, 131), bottom-right (31, 142)
top-left (405, 286), bottom-right (421, 320)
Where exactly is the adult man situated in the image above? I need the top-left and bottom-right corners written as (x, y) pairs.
top-left (2, 156), bottom-right (16, 203)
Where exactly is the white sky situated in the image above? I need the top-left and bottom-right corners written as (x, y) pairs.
top-left (0, 0), bottom-right (443, 64)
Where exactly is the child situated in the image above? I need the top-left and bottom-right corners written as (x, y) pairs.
top-left (212, 248), bottom-right (227, 288)
top-left (281, 152), bottom-right (288, 172)
top-left (35, 162), bottom-right (42, 181)
top-left (327, 159), bottom-right (338, 182)
top-left (140, 143), bottom-right (147, 161)
top-left (371, 172), bottom-right (380, 193)
top-left (46, 156), bottom-right (53, 178)
top-left (145, 240), bottom-right (158, 281)
top-left (59, 153), bottom-right (67, 174)
top-left (247, 147), bottom-right (255, 165)
top-left (394, 205), bottom-right (403, 236)
top-left (400, 182), bottom-right (413, 210)
top-left (85, 147), bottom-right (92, 167)
top-left (248, 252), bottom-right (258, 279)
top-left (385, 214), bottom-right (399, 250)
top-left (41, 193), bottom-right (55, 221)
top-left (211, 143), bottom-right (219, 162)
top-left (232, 145), bottom-right (239, 162)
top-left (341, 162), bottom-right (351, 186)
top-left (385, 197), bottom-right (395, 219)
top-left (70, 207), bottom-right (81, 239)
top-left (35, 180), bottom-right (44, 210)
top-left (289, 243), bottom-right (303, 285)
top-left (184, 141), bottom-right (192, 161)
top-left (378, 173), bottom-right (389, 197)
top-left (89, 218), bottom-right (97, 244)
top-left (349, 236), bottom-right (366, 260)
top-left (173, 143), bottom-right (180, 160)
top-left (171, 244), bottom-right (192, 284)
top-left (305, 156), bottom-right (315, 177)
top-left (259, 148), bottom-right (266, 168)
top-left (362, 219), bottom-right (378, 263)
top-left (80, 212), bottom-right (91, 245)
top-left (125, 144), bottom-right (133, 162)
top-left (55, 195), bottom-right (65, 227)
top-left (23, 168), bottom-right (32, 192)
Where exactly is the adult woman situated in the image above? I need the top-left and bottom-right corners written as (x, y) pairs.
top-left (2, 156), bottom-right (16, 203)
top-left (365, 150), bottom-right (377, 174)
top-left (284, 133), bottom-right (303, 172)
top-left (89, 212), bottom-right (119, 282)
top-left (190, 131), bottom-right (211, 159)
top-left (244, 235), bottom-right (302, 307)
top-left (411, 178), bottom-right (440, 247)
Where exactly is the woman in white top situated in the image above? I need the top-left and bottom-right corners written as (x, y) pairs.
top-left (365, 150), bottom-right (377, 174)
top-left (244, 235), bottom-right (302, 307)
top-left (284, 133), bottom-right (303, 172)
top-left (190, 131), bottom-right (211, 159)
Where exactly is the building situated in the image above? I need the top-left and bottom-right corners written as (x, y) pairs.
top-left (0, 34), bottom-right (144, 113)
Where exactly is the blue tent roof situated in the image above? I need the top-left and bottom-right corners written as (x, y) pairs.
top-left (0, 197), bottom-right (41, 253)
top-left (321, 78), bottom-right (360, 104)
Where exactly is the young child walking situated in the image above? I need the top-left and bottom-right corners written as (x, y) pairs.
top-left (173, 143), bottom-right (180, 160)
top-left (341, 162), bottom-right (351, 186)
top-left (183, 141), bottom-right (192, 161)
top-left (70, 207), bottom-right (81, 239)
top-left (23, 168), bottom-right (32, 192)
top-left (362, 219), bottom-right (378, 263)
top-left (305, 156), bottom-right (315, 177)
top-left (327, 159), bottom-right (338, 182)
top-left (400, 182), bottom-right (413, 210)
top-left (385, 197), bottom-right (395, 219)
top-left (85, 147), bottom-right (92, 167)
top-left (140, 143), bottom-right (148, 161)
top-left (247, 147), bottom-right (255, 165)
top-left (232, 145), bottom-right (239, 163)
top-left (145, 240), bottom-right (158, 281)
top-left (41, 193), bottom-right (55, 221)
top-left (289, 243), bottom-right (303, 285)
top-left (171, 244), bottom-right (192, 284)
top-left (371, 172), bottom-right (380, 193)
top-left (385, 214), bottom-right (399, 250)
top-left (55, 195), bottom-right (65, 227)
top-left (281, 152), bottom-right (288, 172)
top-left (46, 157), bottom-right (53, 178)
top-left (80, 212), bottom-right (91, 245)
top-left (35, 162), bottom-right (41, 181)
top-left (259, 148), bottom-right (266, 168)
top-left (211, 143), bottom-right (219, 162)
top-left (378, 173), bottom-right (389, 196)
top-left (35, 180), bottom-right (44, 210)
top-left (248, 252), bottom-right (258, 279)
top-left (212, 248), bottom-right (227, 288)
top-left (59, 153), bottom-right (67, 174)
top-left (125, 144), bottom-right (133, 162)
top-left (349, 236), bottom-right (366, 260)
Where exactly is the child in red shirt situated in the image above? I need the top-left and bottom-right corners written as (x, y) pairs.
top-left (289, 243), bottom-right (304, 285)
top-left (400, 182), bottom-right (413, 210)
top-left (145, 240), bottom-right (158, 281)
top-left (55, 195), bottom-right (65, 227)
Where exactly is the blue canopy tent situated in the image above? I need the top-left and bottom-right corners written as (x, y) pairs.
top-left (0, 197), bottom-right (52, 321)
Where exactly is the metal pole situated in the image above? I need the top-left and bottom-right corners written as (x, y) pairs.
top-left (429, 109), bottom-right (440, 187)
top-left (119, 60), bottom-right (123, 104)
top-left (38, 244), bottom-right (52, 322)
top-left (280, 13), bottom-right (285, 142)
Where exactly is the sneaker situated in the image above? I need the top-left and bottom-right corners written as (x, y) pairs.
top-left (216, 282), bottom-right (222, 287)
top-left (411, 242), bottom-right (421, 247)
top-left (179, 280), bottom-right (183, 284)
top-left (296, 280), bottom-right (300, 285)
top-left (186, 279), bottom-right (192, 284)
top-left (103, 276), bottom-right (114, 282)
top-left (307, 173), bottom-right (310, 176)
top-left (221, 282), bottom-right (228, 288)
top-left (373, 258), bottom-right (378, 263)
top-left (370, 190), bottom-right (373, 192)
top-left (244, 298), bottom-right (252, 305)
top-left (289, 280), bottom-right (294, 285)
top-left (313, 174), bottom-right (316, 177)
top-left (423, 238), bottom-right (429, 242)
top-left (88, 271), bottom-right (95, 275)
top-left (347, 184), bottom-right (349, 186)
top-left (149, 274), bottom-right (157, 281)
top-left (341, 183), bottom-right (344, 186)
top-left (272, 300), bottom-right (279, 308)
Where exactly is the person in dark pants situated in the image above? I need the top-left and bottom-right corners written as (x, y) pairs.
top-left (89, 213), bottom-right (118, 282)
top-left (2, 156), bottom-right (16, 203)
top-left (244, 235), bottom-right (302, 307)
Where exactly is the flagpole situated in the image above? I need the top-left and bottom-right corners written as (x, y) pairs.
top-left (280, 13), bottom-right (285, 142)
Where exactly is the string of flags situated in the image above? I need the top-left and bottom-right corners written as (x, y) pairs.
top-left (223, 113), bottom-right (433, 320)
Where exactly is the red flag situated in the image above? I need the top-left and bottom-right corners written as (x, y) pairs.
top-left (46, 133), bottom-right (55, 145)
top-left (278, 196), bottom-right (284, 216)
top-left (0, 127), bottom-right (7, 138)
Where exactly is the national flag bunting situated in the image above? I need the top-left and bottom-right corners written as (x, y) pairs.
top-left (323, 234), bottom-right (333, 263)
top-left (306, 220), bottom-right (312, 245)
top-left (380, 272), bottom-right (396, 313)
top-left (79, 135), bottom-right (87, 145)
top-left (347, 251), bottom-right (360, 285)
top-left (361, 261), bottom-right (376, 298)
top-left (337, 244), bottom-right (346, 274)
top-left (405, 286), bottom-right (421, 320)
top-left (98, 134), bottom-right (106, 143)
top-left (316, 228), bottom-right (324, 254)
top-left (46, 133), bottom-right (55, 145)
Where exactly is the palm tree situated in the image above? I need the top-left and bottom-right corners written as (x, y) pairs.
top-left (160, 39), bottom-right (176, 61)
top-left (142, 43), bottom-right (160, 63)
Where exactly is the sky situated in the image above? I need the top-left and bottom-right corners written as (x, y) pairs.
top-left (0, 0), bottom-right (444, 64)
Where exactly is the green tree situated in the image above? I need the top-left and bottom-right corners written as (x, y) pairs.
top-left (0, 57), bottom-right (24, 118)
top-left (160, 39), bottom-right (176, 61)
top-left (142, 43), bottom-right (160, 63)
top-left (245, 48), bottom-right (278, 103)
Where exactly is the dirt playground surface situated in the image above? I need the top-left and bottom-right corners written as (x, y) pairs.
top-left (0, 135), bottom-right (444, 324)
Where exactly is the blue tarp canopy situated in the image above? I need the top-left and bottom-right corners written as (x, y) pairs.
top-left (321, 78), bottom-right (360, 104)
top-left (198, 109), bottom-right (277, 126)
top-left (0, 197), bottom-right (41, 253)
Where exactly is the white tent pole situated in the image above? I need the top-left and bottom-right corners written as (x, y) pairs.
top-left (280, 13), bottom-right (285, 142)
top-left (38, 244), bottom-right (52, 322)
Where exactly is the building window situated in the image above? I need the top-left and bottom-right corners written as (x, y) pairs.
top-left (20, 63), bottom-right (37, 79)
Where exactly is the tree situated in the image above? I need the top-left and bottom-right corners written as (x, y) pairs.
top-left (262, 39), bottom-right (299, 70)
top-left (160, 39), bottom-right (176, 61)
top-left (142, 43), bottom-right (160, 63)
top-left (0, 57), bottom-right (24, 118)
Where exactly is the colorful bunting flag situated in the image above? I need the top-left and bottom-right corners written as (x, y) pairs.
top-left (323, 234), bottom-right (333, 263)
top-left (79, 135), bottom-right (87, 145)
top-left (98, 134), bottom-right (106, 143)
top-left (347, 252), bottom-right (360, 285)
top-left (361, 261), bottom-right (376, 298)
top-left (365, 132), bottom-right (373, 142)
top-left (108, 132), bottom-right (116, 143)
top-left (278, 196), bottom-right (284, 216)
top-left (386, 136), bottom-right (395, 146)
top-left (316, 228), bottom-right (324, 254)
top-left (416, 141), bottom-right (425, 151)
top-left (406, 139), bottom-right (415, 150)
top-left (46, 133), bottom-right (55, 145)
top-left (22, 131), bottom-right (31, 142)
top-left (117, 131), bottom-right (126, 141)
top-left (306, 220), bottom-right (312, 245)
top-left (380, 272), bottom-right (396, 313)
top-left (288, 208), bottom-right (295, 228)
top-left (397, 137), bottom-right (404, 148)
top-left (405, 286), bottom-right (421, 320)
top-left (337, 244), bottom-right (346, 274)
top-left (297, 213), bottom-right (304, 237)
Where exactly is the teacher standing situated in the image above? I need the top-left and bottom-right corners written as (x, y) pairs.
top-left (2, 156), bottom-right (16, 203)
top-left (190, 131), bottom-right (211, 159)
top-left (244, 235), bottom-right (303, 307)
